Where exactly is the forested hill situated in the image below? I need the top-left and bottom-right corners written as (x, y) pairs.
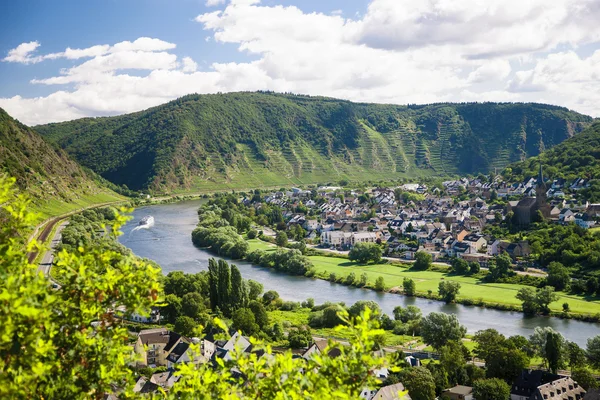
top-left (36, 92), bottom-right (592, 193)
top-left (504, 121), bottom-right (600, 196)
top-left (0, 108), bottom-right (121, 218)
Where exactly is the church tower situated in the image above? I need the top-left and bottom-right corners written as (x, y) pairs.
top-left (535, 162), bottom-right (550, 217)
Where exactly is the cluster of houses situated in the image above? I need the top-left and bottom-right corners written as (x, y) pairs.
top-left (127, 327), bottom-right (595, 399)
top-left (254, 171), bottom-right (598, 268)
top-left (129, 328), bottom-right (406, 398)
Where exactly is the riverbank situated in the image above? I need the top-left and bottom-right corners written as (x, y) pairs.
top-left (246, 239), bottom-right (600, 321)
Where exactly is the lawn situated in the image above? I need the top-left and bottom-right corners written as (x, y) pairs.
top-left (247, 239), bottom-right (600, 316)
top-left (307, 255), bottom-right (600, 315)
top-left (247, 239), bottom-right (278, 252)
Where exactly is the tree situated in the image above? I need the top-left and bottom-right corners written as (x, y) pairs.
top-left (420, 312), bottom-right (466, 349)
top-left (546, 261), bottom-right (570, 291)
top-left (485, 346), bottom-right (530, 382)
top-left (451, 258), bottom-right (470, 275)
top-left (536, 286), bottom-right (559, 314)
top-left (174, 316), bottom-right (199, 337)
top-left (438, 281), bottom-right (461, 303)
top-left (321, 306), bottom-right (346, 328)
top-left (276, 231), bottom-right (288, 247)
top-left (248, 300), bottom-right (269, 331)
top-left (473, 329), bottom-right (506, 361)
top-left (413, 251), bottom-right (432, 270)
top-left (344, 272), bottom-right (356, 285)
top-left (161, 293), bottom-right (183, 323)
top-left (572, 368), bottom-right (599, 391)
top-left (398, 367), bottom-right (436, 400)
top-left (262, 290), bottom-right (280, 305)
top-left (349, 242), bottom-right (382, 264)
top-left (567, 341), bottom-right (587, 369)
top-left (424, 362), bottom-right (449, 395)
top-left (516, 287), bottom-right (539, 314)
top-left (272, 322), bottom-right (284, 341)
top-left (472, 378), bottom-right (510, 400)
top-left (488, 252), bottom-right (512, 281)
top-left (587, 335), bottom-right (600, 368)
top-left (469, 262), bottom-right (481, 274)
top-left (530, 327), bottom-right (566, 371)
top-left (232, 308), bottom-right (259, 336)
top-left (247, 229), bottom-right (257, 239)
top-left (439, 341), bottom-right (468, 386)
top-left (358, 272), bottom-right (368, 287)
top-left (403, 277), bottom-right (416, 296)
top-left (181, 292), bottom-right (206, 319)
top-left (217, 259), bottom-right (232, 315)
top-left (348, 301), bottom-right (381, 319)
top-left (230, 264), bottom-right (247, 310)
top-left (586, 277), bottom-right (599, 295)
top-left (288, 326), bottom-right (312, 348)
top-left (516, 286), bottom-right (559, 315)
top-left (375, 276), bottom-right (385, 291)
top-left (393, 305), bottom-right (422, 323)
top-left (545, 330), bottom-right (563, 373)
top-left (247, 279), bottom-right (264, 301)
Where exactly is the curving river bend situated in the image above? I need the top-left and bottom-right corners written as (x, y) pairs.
top-left (118, 199), bottom-right (600, 346)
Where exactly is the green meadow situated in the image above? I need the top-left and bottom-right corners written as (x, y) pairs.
top-left (247, 239), bottom-right (600, 316)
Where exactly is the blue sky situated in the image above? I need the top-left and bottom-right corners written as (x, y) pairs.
top-left (1, 0), bottom-right (599, 124)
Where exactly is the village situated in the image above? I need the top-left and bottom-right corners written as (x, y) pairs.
top-left (257, 167), bottom-right (599, 271)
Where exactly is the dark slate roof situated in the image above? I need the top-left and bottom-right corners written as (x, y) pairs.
top-left (511, 370), bottom-right (560, 397)
top-left (166, 341), bottom-right (190, 363)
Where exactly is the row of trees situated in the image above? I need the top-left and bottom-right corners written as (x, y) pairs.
top-left (246, 248), bottom-right (314, 276)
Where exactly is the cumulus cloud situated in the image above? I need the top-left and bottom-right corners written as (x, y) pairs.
top-left (3, 41), bottom-right (42, 63)
top-left (1, 0), bottom-right (600, 125)
top-left (181, 57), bottom-right (198, 73)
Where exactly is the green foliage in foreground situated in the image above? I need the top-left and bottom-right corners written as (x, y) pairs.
top-left (0, 175), bottom-right (403, 399)
top-left (0, 176), bottom-right (161, 399)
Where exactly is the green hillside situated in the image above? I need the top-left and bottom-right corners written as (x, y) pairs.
top-left (505, 121), bottom-right (600, 201)
top-left (507, 121), bottom-right (600, 180)
top-left (0, 108), bottom-right (122, 219)
top-left (36, 92), bottom-right (592, 193)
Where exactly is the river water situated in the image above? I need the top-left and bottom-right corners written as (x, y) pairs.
top-left (118, 199), bottom-right (600, 346)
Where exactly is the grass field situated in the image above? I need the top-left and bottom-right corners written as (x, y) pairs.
top-left (247, 240), bottom-right (600, 316)
top-left (31, 191), bottom-right (124, 221)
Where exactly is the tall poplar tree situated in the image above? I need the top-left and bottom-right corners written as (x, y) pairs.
top-left (230, 264), bottom-right (247, 310)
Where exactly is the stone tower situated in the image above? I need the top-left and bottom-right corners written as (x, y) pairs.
top-left (535, 162), bottom-right (550, 218)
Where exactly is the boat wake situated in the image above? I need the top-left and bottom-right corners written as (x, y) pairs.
top-left (131, 215), bottom-right (155, 234)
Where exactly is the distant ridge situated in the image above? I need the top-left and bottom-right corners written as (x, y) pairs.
top-left (35, 92), bottom-right (593, 192)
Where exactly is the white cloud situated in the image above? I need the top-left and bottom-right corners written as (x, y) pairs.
top-left (468, 60), bottom-right (511, 83)
top-left (181, 57), bottom-right (198, 72)
top-left (3, 41), bottom-right (42, 63)
top-left (205, 0), bottom-right (225, 6)
top-left (2, 1), bottom-right (600, 125)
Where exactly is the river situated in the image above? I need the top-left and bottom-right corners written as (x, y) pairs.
top-left (118, 199), bottom-right (600, 346)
